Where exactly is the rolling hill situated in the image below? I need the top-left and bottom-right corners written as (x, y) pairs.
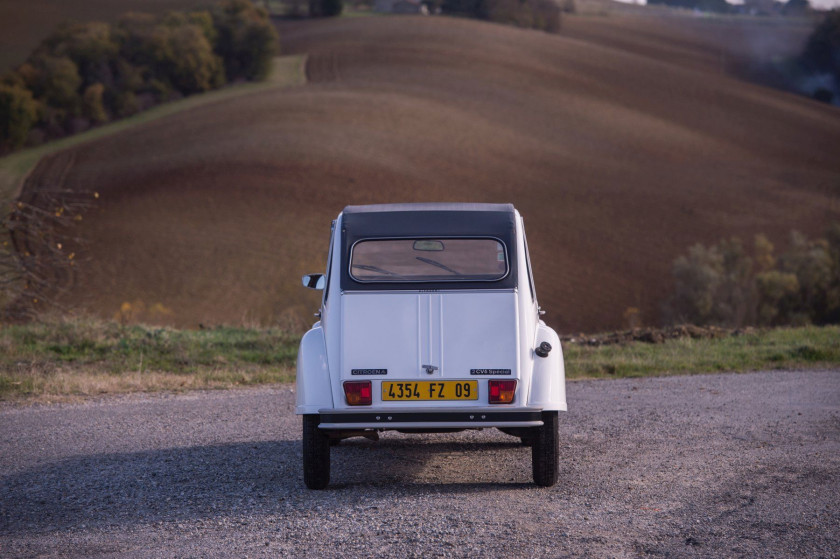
top-left (15, 13), bottom-right (840, 333)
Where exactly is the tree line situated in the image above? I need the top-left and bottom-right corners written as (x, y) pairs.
top-left (440, 0), bottom-right (573, 34)
top-left (666, 224), bottom-right (840, 328)
top-left (0, 0), bottom-right (279, 154)
top-left (799, 10), bottom-right (840, 104)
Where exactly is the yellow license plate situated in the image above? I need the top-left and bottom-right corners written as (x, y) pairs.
top-left (382, 381), bottom-right (478, 401)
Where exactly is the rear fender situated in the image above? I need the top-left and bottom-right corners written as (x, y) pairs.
top-left (296, 325), bottom-right (334, 414)
top-left (527, 324), bottom-right (567, 411)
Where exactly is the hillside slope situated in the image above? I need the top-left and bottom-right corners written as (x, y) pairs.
top-left (20, 15), bottom-right (840, 332)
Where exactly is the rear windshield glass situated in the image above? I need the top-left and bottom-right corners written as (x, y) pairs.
top-left (350, 238), bottom-right (508, 282)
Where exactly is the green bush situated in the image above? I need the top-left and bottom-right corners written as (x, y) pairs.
top-left (667, 224), bottom-right (840, 328)
top-left (118, 12), bottom-right (226, 95)
top-left (669, 243), bottom-right (725, 325)
top-left (802, 11), bottom-right (840, 77)
top-left (24, 54), bottom-right (82, 113)
top-left (441, 0), bottom-right (490, 18)
top-left (780, 231), bottom-right (835, 324)
top-left (443, 0), bottom-right (560, 33)
top-left (647, 0), bottom-right (730, 12)
top-left (309, 0), bottom-right (344, 16)
top-left (798, 10), bottom-right (840, 103)
top-left (82, 83), bottom-right (107, 122)
top-left (0, 84), bottom-right (39, 150)
top-left (40, 22), bottom-right (121, 90)
top-left (0, 0), bottom-right (279, 152)
top-left (212, 0), bottom-right (279, 81)
top-left (151, 25), bottom-right (224, 93)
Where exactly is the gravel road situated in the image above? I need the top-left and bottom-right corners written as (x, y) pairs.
top-left (1, 370), bottom-right (838, 558)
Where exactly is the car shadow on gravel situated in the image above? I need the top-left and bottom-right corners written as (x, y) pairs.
top-left (0, 438), bottom-right (537, 535)
top-left (0, 440), bottom-right (301, 535)
top-left (329, 439), bottom-right (533, 489)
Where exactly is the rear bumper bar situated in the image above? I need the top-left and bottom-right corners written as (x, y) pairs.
top-left (317, 408), bottom-right (543, 430)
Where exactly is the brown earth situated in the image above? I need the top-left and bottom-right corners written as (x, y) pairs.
top-left (16, 13), bottom-right (840, 333)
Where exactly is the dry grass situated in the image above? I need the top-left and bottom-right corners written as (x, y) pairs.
top-left (564, 325), bottom-right (840, 379)
top-left (2, 320), bottom-right (836, 403)
top-left (0, 318), bottom-right (298, 402)
top-left (2, 367), bottom-right (295, 404)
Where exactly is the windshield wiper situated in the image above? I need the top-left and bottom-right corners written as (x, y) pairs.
top-left (415, 256), bottom-right (461, 276)
top-left (351, 264), bottom-right (406, 278)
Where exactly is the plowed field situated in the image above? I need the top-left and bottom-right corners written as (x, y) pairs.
top-left (20, 14), bottom-right (840, 332)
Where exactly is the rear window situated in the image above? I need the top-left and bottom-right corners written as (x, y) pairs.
top-left (350, 238), bottom-right (508, 283)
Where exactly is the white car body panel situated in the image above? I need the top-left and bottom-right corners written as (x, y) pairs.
top-left (336, 291), bottom-right (519, 407)
top-left (295, 325), bottom-right (333, 414)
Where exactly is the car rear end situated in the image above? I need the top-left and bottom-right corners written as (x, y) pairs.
top-left (297, 203), bottom-right (565, 488)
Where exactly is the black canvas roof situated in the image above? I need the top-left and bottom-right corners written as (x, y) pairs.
top-left (342, 203), bottom-right (515, 238)
top-left (339, 203), bottom-right (518, 291)
top-left (343, 203), bottom-right (514, 214)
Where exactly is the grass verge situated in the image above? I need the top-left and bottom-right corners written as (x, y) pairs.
top-left (0, 319), bottom-right (299, 402)
top-left (0, 54), bottom-right (307, 203)
top-left (564, 325), bottom-right (840, 379)
top-left (0, 321), bottom-right (836, 403)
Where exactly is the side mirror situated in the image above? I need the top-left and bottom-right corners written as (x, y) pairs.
top-left (302, 274), bottom-right (326, 290)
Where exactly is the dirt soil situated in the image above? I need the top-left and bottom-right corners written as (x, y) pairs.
top-left (16, 14), bottom-right (840, 332)
top-left (561, 323), bottom-right (749, 346)
top-left (1, 370), bottom-right (838, 557)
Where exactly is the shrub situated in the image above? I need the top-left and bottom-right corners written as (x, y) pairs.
top-left (826, 223), bottom-right (840, 323)
top-left (755, 270), bottom-right (800, 325)
top-left (667, 224), bottom-right (840, 328)
top-left (25, 54), bottom-right (82, 113)
top-left (212, 0), bottom-right (279, 81)
top-left (441, 0), bottom-right (490, 18)
top-left (802, 11), bottom-right (840, 76)
top-left (780, 231), bottom-right (833, 323)
top-left (310, 0), bottom-right (344, 16)
top-left (156, 25), bottom-right (225, 93)
top-left (716, 238), bottom-right (755, 325)
top-left (113, 90), bottom-right (139, 117)
top-left (669, 243), bottom-right (724, 325)
top-left (798, 10), bottom-right (840, 103)
top-left (0, 84), bottom-right (39, 151)
top-left (647, 0), bottom-right (730, 11)
top-left (0, 0), bottom-right (279, 152)
top-left (445, 0), bottom-right (561, 33)
top-left (82, 83), bottom-right (107, 122)
top-left (668, 237), bottom-right (755, 326)
top-left (40, 22), bottom-right (121, 90)
top-left (782, 0), bottom-right (811, 15)
top-left (118, 13), bottom-right (226, 95)
top-left (534, 0), bottom-right (562, 33)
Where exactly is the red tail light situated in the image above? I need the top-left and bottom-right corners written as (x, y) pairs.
top-left (488, 380), bottom-right (516, 404)
top-left (343, 381), bottom-right (372, 405)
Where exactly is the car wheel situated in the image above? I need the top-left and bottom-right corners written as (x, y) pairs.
top-left (531, 411), bottom-right (559, 487)
top-left (302, 414), bottom-right (330, 489)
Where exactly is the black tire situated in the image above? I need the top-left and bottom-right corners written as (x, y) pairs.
top-left (302, 414), bottom-right (330, 489)
top-left (531, 411), bottom-right (559, 487)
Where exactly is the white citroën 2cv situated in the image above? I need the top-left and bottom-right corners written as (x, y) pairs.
top-left (297, 203), bottom-right (566, 489)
